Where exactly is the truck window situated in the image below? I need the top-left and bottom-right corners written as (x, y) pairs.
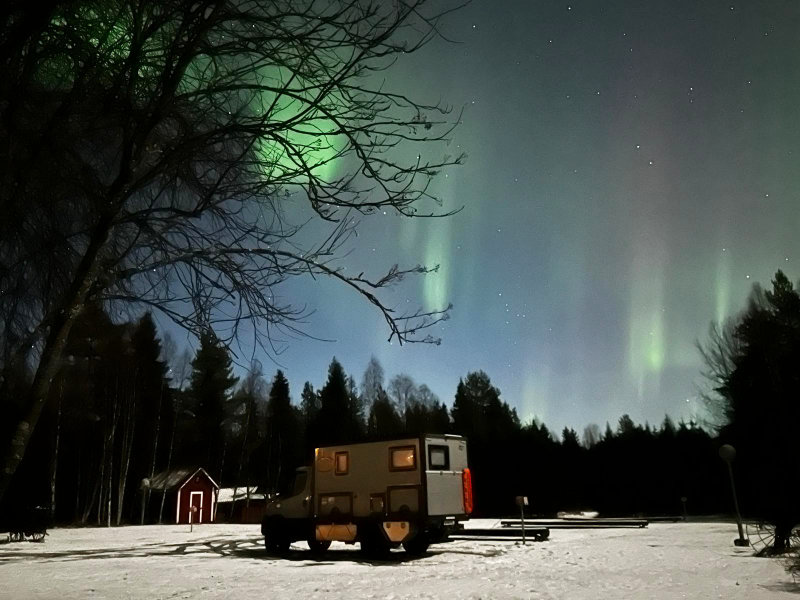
top-left (335, 451), bottom-right (349, 475)
top-left (291, 471), bottom-right (307, 496)
top-left (428, 445), bottom-right (450, 470)
top-left (389, 446), bottom-right (416, 471)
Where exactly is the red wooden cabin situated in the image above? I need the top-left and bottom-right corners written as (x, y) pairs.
top-left (147, 467), bottom-right (220, 524)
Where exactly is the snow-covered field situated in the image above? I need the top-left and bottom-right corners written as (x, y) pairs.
top-left (1, 520), bottom-right (797, 599)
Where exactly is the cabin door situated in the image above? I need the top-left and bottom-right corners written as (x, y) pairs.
top-left (190, 491), bottom-right (204, 523)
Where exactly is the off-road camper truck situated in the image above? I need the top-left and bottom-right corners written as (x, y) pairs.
top-left (261, 434), bottom-right (472, 556)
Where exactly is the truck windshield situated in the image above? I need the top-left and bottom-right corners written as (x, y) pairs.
top-left (290, 471), bottom-right (307, 496)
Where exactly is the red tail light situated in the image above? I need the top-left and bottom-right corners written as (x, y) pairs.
top-left (462, 468), bottom-right (474, 515)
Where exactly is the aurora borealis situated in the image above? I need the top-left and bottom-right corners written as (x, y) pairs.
top-left (190, 0), bottom-right (800, 433)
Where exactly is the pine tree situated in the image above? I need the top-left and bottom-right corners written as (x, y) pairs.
top-left (367, 388), bottom-right (402, 439)
top-left (300, 382), bottom-right (320, 450)
top-left (562, 427), bottom-right (580, 448)
top-left (186, 331), bottom-right (238, 481)
top-left (317, 358), bottom-right (361, 445)
top-left (701, 270), bottom-right (800, 551)
top-left (452, 371), bottom-right (517, 441)
top-left (130, 313), bottom-right (169, 523)
top-left (263, 370), bottom-right (300, 494)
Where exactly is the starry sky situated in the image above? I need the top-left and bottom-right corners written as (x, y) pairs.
top-left (168, 0), bottom-right (800, 433)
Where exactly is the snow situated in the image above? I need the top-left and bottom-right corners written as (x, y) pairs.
top-left (1, 520), bottom-right (797, 599)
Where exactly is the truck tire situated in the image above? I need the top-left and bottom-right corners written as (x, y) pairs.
top-left (360, 528), bottom-right (392, 558)
top-left (402, 533), bottom-right (430, 556)
top-left (264, 518), bottom-right (290, 555)
top-left (307, 539), bottom-right (331, 554)
top-left (264, 535), bottom-right (290, 554)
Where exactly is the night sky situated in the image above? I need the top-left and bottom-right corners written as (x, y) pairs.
top-left (168, 1), bottom-right (800, 433)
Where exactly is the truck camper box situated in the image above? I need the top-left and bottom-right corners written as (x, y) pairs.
top-left (261, 434), bottom-right (472, 556)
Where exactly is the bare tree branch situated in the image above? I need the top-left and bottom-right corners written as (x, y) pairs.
top-left (0, 0), bottom-right (465, 501)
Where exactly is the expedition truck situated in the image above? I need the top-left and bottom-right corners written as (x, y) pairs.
top-left (261, 434), bottom-right (473, 556)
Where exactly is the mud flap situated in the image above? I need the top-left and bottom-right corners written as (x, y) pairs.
top-left (381, 521), bottom-right (413, 543)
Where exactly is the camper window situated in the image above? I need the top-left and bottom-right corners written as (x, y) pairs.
top-left (428, 445), bottom-right (450, 470)
top-left (335, 451), bottom-right (349, 475)
top-left (389, 446), bottom-right (417, 471)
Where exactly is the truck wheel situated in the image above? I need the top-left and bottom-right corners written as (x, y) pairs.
top-left (402, 534), bottom-right (430, 556)
top-left (265, 535), bottom-right (290, 554)
top-left (264, 519), bottom-right (290, 555)
top-left (307, 539), bottom-right (331, 554)
top-left (360, 531), bottom-right (392, 558)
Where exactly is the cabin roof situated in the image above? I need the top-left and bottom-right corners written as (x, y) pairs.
top-left (216, 487), bottom-right (266, 503)
top-left (146, 467), bottom-right (219, 491)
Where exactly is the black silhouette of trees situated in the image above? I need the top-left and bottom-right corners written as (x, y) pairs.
top-left (700, 270), bottom-right (800, 552)
top-left (186, 331), bottom-right (238, 480)
top-left (0, 0), bottom-right (462, 500)
top-left (5, 307), bottom-right (733, 523)
top-left (315, 358), bottom-right (363, 446)
top-left (262, 370), bottom-right (301, 494)
top-left (451, 371), bottom-right (520, 514)
top-left (299, 382), bottom-right (320, 452)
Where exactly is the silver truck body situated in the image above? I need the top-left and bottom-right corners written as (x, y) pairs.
top-left (261, 434), bottom-right (471, 555)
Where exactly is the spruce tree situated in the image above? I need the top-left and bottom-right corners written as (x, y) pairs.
top-left (367, 388), bottom-right (402, 440)
top-left (187, 331), bottom-right (238, 481)
top-left (317, 358), bottom-right (361, 445)
top-left (300, 382), bottom-right (320, 450)
top-left (701, 270), bottom-right (800, 551)
top-left (129, 312), bottom-right (170, 523)
top-left (263, 370), bottom-right (300, 493)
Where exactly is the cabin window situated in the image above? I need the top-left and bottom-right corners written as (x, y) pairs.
top-left (389, 446), bottom-right (417, 471)
top-left (428, 445), bottom-right (450, 470)
top-left (335, 451), bottom-right (349, 475)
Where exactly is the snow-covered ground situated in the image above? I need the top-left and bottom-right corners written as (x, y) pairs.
top-left (1, 520), bottom-right (797, 599)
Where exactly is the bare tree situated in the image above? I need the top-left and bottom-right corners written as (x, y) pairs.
top-left (173, 349), bottom-right (193, 392)
top-left (230, 359), bottom-right (267, 518)
top-left (415, 383), bottom-right (439, 409)
top-left (360, 356), bottom-right (385, 406)
top-left (0, 0), bottom-right (464, 500)
top-left (696, 319), bottom-right (740, 429)
top-left (388, 373), bottom-right (418, 412)
top-left (581, 423), bottom-right (601, 449)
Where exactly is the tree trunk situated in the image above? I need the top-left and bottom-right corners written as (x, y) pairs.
top-left (105, 378), bottom-right (120, 527)
top-left (49, 380), bottom-right (63, 521)
top-left (774, 523), bottom-right (791, 552)
top-left (74, 446), bottom-right (81, 522)
top-left (159, 395), bottom-right (179, 525)
top-left (0, 214), bottom-right (116, 503)
top-left (96, 419), bottom-right (108, 526)
top-left (116, 375), bottom-right (136, 526)
top-left (230, 399), bottom-right (253, 521)
top-left (143, 381), bottom-right (164, 525)
top-left (82, 476), bottom-right (99, 525)
top-left (218, 436), bottom-right (227, 487)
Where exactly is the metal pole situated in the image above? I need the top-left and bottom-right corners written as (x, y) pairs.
top-left (719, 444), bottom-right (748, 547)
top-left (520, 502), bottom-right (526, 545)
top-left (726, 462), bottom-right (746, 544)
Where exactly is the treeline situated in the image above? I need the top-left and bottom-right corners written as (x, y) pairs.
top-left (2, 306), bottom-right (730, 524)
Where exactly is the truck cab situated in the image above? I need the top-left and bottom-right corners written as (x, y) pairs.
top-left (262, 434), bottom-right (472, 556)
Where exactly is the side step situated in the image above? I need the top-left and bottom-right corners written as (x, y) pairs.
top-left (501, 519), bottom-right (648, 529)
top-left (452, 527), bottom-right (550, 542)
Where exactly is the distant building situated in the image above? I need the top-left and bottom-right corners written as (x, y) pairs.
top-left (216, 487), bottom-right (270, 523)
top-left (146, 467), bottom-right (219, 524)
